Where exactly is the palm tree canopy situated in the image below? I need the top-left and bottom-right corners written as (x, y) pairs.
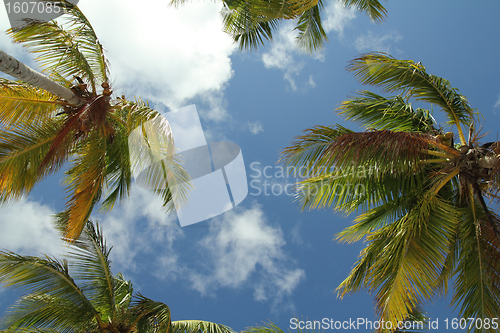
top-left (169, 0), bottom-right (387, 53)
top-left (0, 1), bottom-right (191, 241)
top-left (0, 221), bottom-right (234, 333)
top-left (280, 53), bottom-right (500, 331)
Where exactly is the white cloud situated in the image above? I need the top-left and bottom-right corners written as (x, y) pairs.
top-left (0, 200), bottom-right (62, 256)
top-left (186, 206), bottom-right (305, 309)
top-left (93, 185), bottom-right (183, 273)
top-left (322, 2), bottom-right (357, 37)
top-left (354, 30), bottom-right (403, 54)
top-left (94, 192), bottom-right (304, 310)
top-left (77, 0), bottom-right (237, 110)
top-left (308, 75), bottom-right (316, 88)
top-left (261, 2), bottom-right (356, 90)
top-left (494, 94), bottom-right (500, 109)
top-left (247, 121), bottom-right (264, 135)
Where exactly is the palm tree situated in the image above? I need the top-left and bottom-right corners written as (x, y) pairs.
top-left (280, 53), bottom-right (500, 331)
top-left (0, 220), bottom-right (234, 333)
top-left (169, 0), bottom-right (388, 53)
top-left (0, 1), bottom-right (190, 241)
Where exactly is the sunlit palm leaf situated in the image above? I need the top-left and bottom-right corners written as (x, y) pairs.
top-left (129, 295), bottom-right (171, 333)
top-left (65, 221), bottom-right (117, 322)
top-left (1, 293), bottom-right (96, 333)
top-left (337, 90), bottom-right (438, 132)
top-left (347, 53), bottom-right (475, 144)
top-left (0, 120), bottom-right (66, 204)
top-left (171, 320), bottom-right (235, 333)
top-left (0, 252), bottom-right (97, 323)
top-left (8, 1), bottom-right (109, 92)
top-left (339, 0), bottom-right (387, 22)
top-left (295, 2), bottom-right (328, 52)
top-left (62, 130), bottom-right (107, 240)
top-left (0, 78), bottom-right (64, 125)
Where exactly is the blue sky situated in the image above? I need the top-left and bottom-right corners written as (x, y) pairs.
top-left (1, 0), bottom-right (500, 332)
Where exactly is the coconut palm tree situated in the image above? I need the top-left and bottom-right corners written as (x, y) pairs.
top-left (280, 53), bottom-right (500, 331)
top-left (0, 1), bottom-right (190, 241)
top-left (0, 220), bottom-right (234, 333)
top-left (169, 0), bottom-right (387, 53)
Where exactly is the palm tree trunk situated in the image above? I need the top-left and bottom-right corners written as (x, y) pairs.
top-left (0, 48), bottom-right (83, 106)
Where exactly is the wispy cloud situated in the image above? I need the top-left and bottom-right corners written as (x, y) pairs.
top-left (354, 30), bottom-right (403, 54)
top-left (93, 188), bottom-right (304, 310)
top-left (261, 2), bottom-right (356, 91)
top-left (185, 205), bottom-right (305, 310)
top-left (247, 121), bottom-right (264, 135)
top-left (494, 94), bottom-right (500, 109)
top-left (78, 0), bottom-right (237, 111)
top-left (0, 200), bottom-right (62, 256)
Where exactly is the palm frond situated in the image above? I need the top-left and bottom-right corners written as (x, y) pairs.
top-left (8, 1), bottom-right (110, 93)
top-left (337, 90), bottom-right (438, 133)
top-left (129, 295), bottom-right (171, 333)
top-left (347, 53), bottom-right (475, 144)
top-left (0, 252), bottom-right (97, 321)
top-left (339, 0), bottom-right (387, 22)
top-left (171, 320), bottom-right (235, 333)
top-left (222, 5), bottom-right (279, 52)
top-left (294, 2), bottom-right (328, 52)
top-left (279, 124), bottom-right (354, 176)
top-left (0, 78), bottom-right (65, 125)
top-left (64, 221), bottom-right (118, 321)
top-left (0, 120), bottom-right (65, 204)
top-left (1, 293), bottom-right (97, 333)
top-left (452, 205), bottom-right (500, 324)
top-left (337, 194), bottom-right (457, 326)
top-left (61, 130), bottom-right (107, 241)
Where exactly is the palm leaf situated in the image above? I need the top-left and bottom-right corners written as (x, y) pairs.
top-left (339, 0), bottom-right (387, 22)
top-left (64, 221), bottom-right (117, 322)
top-left (61, 130), bottom-right (107, 241)
top-left (8, 1), bottom-right (110, 92)
top-left (337, 90), bottom-right (438, 133)
top-left (171, 320), bottom-right (235, 333)
top-left (0, 78), bottom-right (66, 125)
top-left (1, 293), bottom-right (97, 333)
top-left (295, 2), bottom-right (328, 53)
top-left (0, 120), bottom-right (66, 204)
top-left (0, 252), bottom-right (97, 323)
top-left (347, 52), bottom-right (475, 144)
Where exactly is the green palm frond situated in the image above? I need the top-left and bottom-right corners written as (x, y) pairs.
top-left (337, 194), bottom-right (457, 325)
top-left (221, 5), bottom-right (279, 52)
top-left (65, 221), bottom-right (117, 321)
top-left (339, 0), bottom-right (387, 22)
top-left (295, 2), bottom-right (328, 53)
top-left (452, 205), bottom-right (500, 325)
top-left (8, 1), bottom-right (109, 92)
top-left (0, 120), bottom-right (66, 204)
top-left (0, 252), bottom-right (97, 323)
top-left (0, 78), bottom-right (65, 125)
top-left (1, 293), bottom-right (97, 332)
top-left (337, 91), bottom-right (438, 133)
top-left (129, 295), bottom-right (172, 333)
top-left (172, 0), bottom-right (388, 53)
top-left (171, 320), bottom-right (235, 333)
top-left (61, 130), bottom-right (107, 240)
top-left (280, 124), bottom-right (354, 175)
top-left (347, 53), bottom-right (475, 144)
